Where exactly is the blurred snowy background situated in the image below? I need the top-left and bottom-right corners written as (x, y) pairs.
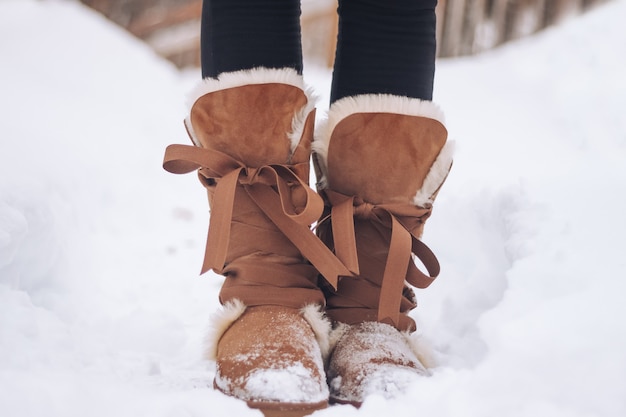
top-left (1, 0), bottom-right (625, 416)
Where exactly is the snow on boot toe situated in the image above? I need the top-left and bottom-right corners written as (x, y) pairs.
top-left (214, 306), bottom-right (329, 412)
top-left (327, 322), bottom-right (429, 405)
top-left (244, 365), bottom-right (328, 403)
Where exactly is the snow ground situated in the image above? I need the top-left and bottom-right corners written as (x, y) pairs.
top-left (1, 0), bottom-right (625, 416)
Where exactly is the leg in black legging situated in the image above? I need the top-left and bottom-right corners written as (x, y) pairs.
top-left (201, 0), bottom-right (303, 78)
top-left (330, 0), bottom-right (438, 103)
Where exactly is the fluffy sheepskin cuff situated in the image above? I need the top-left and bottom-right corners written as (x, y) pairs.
top-left (205, 299), bottom-right (247, 361)
top-left (405, 330), bottom-right (437, 369)
top-left (301, 304), bottom-right (332, 360)
top-left (204, 300), bottom-right (332, 361)
top-left (312, 94), bottom-right (455, 207)
top-left (184, 67), bottom-right (317, 155)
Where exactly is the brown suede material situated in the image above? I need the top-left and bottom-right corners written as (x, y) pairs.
top-left (319, 111), bottom-right (449, 332)
top-left (215, 306), bottom-right (328, 409)
top-left (326, 113), bottom-right (447, 205)
top-left (163, 82), bottom-right (337, 411)
top-left (323, 219), bottom-right (418, 331)
top-left (326, 322), bottom-right (428, 405)
top-left (164, 83), bottom-right (351, 308)
top-left (208, 177), bottom-right (324, 306)
top-left (191, 84), bottom-right (307, 167)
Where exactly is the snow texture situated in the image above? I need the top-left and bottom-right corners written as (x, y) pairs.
top-left (1, 0), bottom-right (626, 416)
top-left (213, 307), bottom-right (329, 404)
top-left (328, 322), bottom-right (429, 403)
top-left (217, 363), bottom-right (328, 404)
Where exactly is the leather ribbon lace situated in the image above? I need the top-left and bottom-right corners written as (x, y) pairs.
top-left (163, 144), bottom-right (352, 290)
top-left (323, 189), bottom-right (440, 329)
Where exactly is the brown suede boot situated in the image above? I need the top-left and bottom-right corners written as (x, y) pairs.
top-left (163, 68), bottom-right (350, 417)
top-left (313, 94), bottom-right (454, 406)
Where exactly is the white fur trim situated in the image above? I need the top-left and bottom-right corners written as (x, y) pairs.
top-left (313, 94), bottom-right (446, 174)
top-left (301, 304), bottom-right (332, 360)
top-left (311, 116), bottom-right (331, 190)
top-left (328, 322), bottom-right (351, 352)
top-left (312, 94), bottom-right (452, 205)
top-left (204, 299), bottom-right (247, 361)
top-left (206, 301), bottom-right (331, 362)
top-left (405, 331), bottom-right (437, 371)
top-left (185, 67), bottom-right (317, 155)
top-left (413, 140), bottom-right (455, 207)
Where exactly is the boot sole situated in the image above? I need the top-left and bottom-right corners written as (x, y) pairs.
top-left (329, 396), bottom-right (362, 408)
top-left (214, 381), bottom-right (328, 417)
top-left (247, 399), bottom-right (328, 417)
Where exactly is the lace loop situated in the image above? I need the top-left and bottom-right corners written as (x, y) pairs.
top-left (163, 144), bottom-right (351, 288)
top-left (324, 189), bottom-right (440, 329)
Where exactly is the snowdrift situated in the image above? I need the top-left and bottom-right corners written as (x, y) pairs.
top-left (1, 1), bottom-right (625, 416)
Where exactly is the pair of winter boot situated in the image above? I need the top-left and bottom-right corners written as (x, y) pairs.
top-left (163, 68), bottom-right (453, 417)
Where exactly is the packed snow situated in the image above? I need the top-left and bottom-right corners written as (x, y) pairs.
top-left (1, 0), bottom-right (625, 416)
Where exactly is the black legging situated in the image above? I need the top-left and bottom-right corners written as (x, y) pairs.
top-left (200, 0), bottom-right (437, 103)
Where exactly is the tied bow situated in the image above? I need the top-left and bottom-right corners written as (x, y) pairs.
top-left (324, 189), bottom-right (441, 328)
top-left (163, 144), bottom-right (351, 288)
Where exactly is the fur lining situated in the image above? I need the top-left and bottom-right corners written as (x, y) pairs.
top-left (413, 141), bottom-right (455, 207)
top-left (405, 331), bottom-right (437, 370)
top-left (312, 94), bottom-right (452, 205)
top-left (204, 299), bottom-right (247, 361)
top-left (328, 322), bottom-right (351, 353)
top-left (301, 304), bottom-right (332, 360)
top-left (205, 301), bottom-right (331, 362)
top-left (313, 94), bottom-right (446, 173)
top-left (311, 116), bottom-right (331, 190)
top-left (184, 67), bottom-right (317, 155)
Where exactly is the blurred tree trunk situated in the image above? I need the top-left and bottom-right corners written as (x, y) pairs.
top-left (80, 0), bottom-right (612, 68)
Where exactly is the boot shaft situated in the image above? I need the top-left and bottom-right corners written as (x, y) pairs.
top-left (163, 68), bottom-right (351, 309)
top-left (314, 94), bottom-right (454, 331)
